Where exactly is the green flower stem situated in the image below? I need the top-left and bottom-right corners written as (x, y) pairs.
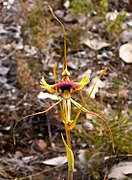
top-left (65, 125), bottom-right (72, 179)
top-left (65, 124), bottom-right (71, 149)
top-left (63, 99), bottom-right (72, 148)
top-left (63, 99), bottom-right (73, 180)
top-left (68, 170), bottom-right (73, 180)
top-left (65, 127), bottom-right (73, 180)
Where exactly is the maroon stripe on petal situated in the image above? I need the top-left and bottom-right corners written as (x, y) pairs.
top-left (56, 81), bottom-right (79, 91)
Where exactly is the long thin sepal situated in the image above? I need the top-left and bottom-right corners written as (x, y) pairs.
top-left (73, 68), bottom-right (107, 129)
top-left (71, 98), bottom-right (115, 152)
top-left (48, 5), bottom-right (67, 71)
top-left (13, 99), bottom-right (62, 145)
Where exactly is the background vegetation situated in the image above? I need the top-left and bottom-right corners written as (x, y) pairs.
top-left (0, 0), bottom-right (131, 179)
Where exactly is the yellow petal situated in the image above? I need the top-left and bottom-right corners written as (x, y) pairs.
top-left (61, 134), bottom-right (74, 172)
top-left (40, 77), bottom-right (56, 93)
top-left (74, 75), bottom-right (90, 91)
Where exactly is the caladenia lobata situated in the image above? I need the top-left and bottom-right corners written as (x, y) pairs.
top-left (13, 5), bottom-right (115, 180)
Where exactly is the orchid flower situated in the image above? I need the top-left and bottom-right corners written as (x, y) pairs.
top-left (13, 5), bottom-right (114, 180)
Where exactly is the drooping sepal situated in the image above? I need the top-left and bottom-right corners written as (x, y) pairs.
top-left (71, 98), bottom-right (115, 152)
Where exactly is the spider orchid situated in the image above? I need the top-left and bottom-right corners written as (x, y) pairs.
top-left (13, 5), bottom-right (114, 180)
top-left (41, 6), bottom-right (114, 179)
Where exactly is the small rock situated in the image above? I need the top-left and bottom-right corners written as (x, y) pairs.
top-left (106, 11), bottom-right (118, 21)
top-left (0, 76), bottom-right (7, 83)
top-left (64, 13), bottom-right (76, 23)
top-left (55, 10), bottom-right (64, 18)
top-left (68, 58), bottom-right (78, 70)
top-left (127, 21), bottom-right (132, 27)
top-left (83, 120), bottom-right (94, 131)
top-left (77, 13), bottom-right (87, 24)
top-left (15, 151), bottom-right (23, 158)
top-left (119, 89), bottom-right (129, 99)
top-left (36, 139), bottom-right (47, 152)
top-left (0, 66), bottom-right (10, 75)
top-left (24, 45), bottom-right (38, 56)
top-left (120, 30), bottom-right (132, 43)
top-left (119, 43), bottom-right (132, 63)
top-left (63, 0), bottom-right (70, 9)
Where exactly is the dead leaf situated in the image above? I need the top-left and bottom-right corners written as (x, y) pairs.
top-left (36, 139), bottom-right (47, 152)
top-left (38, 92), bottom-right (58, 100)
top-left (42, 156), bottom-right (67, 166)
top-left (119, 43), bottom-right (132, 63)
top-left (82, 38), bottom-right (110, 50)
top-left (108, 161), bottom-right (132, 180)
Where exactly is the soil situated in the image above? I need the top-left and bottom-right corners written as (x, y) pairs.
top-left (0, 1), bottom-right (131, 180)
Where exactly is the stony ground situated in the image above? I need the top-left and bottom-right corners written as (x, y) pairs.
top-left (0, 1), bottom-right (132, 180)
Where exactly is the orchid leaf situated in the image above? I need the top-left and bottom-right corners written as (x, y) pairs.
top-left (61, 134), bottom-right (74, 172)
